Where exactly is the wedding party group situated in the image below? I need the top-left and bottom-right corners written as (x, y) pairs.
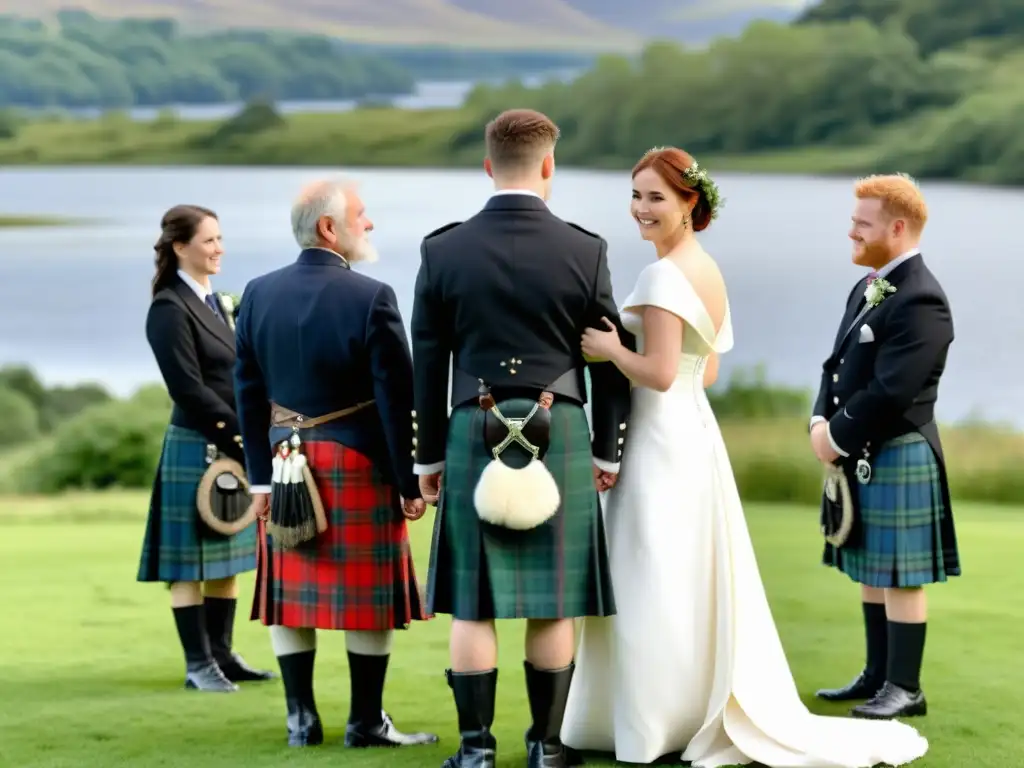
top-left (136, 108), bottom-right (960, 768)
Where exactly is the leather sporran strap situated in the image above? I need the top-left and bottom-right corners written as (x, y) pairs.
top-left (270, 400), bottom-right (374, 429)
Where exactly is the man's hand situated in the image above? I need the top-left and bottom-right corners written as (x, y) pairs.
top-left (810, 422), bottom-right (840, 464)
top-left (419, 472), bottom-right (442, 505)
top-left (401, 497), bottom-right (426, 521)
top-left (248, 492), bottom-right (270, 521)
top-left (593, 465), bottom-right (618, 493)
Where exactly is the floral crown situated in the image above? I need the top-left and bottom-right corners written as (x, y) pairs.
top-left (646, 147), bottom-right (725, 221)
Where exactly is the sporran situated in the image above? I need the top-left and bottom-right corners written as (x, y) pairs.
top-left (473, 382), bottom-right (560, 530)
top-left (196, 444), bottom-right (256, 536)
top-left (268, 427), bottom-right (328, 549)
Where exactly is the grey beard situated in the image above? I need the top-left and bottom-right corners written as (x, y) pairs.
top-left (345, 236), bottom-right (379, 264)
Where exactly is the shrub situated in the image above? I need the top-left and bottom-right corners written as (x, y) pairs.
top-left (708, 365), bottom-right (811, 419)
top-left (0, 386), bottom-right (41, 448)
top-left (29, 388), bottom-right (170, 493)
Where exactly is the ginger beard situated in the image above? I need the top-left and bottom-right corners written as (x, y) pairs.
top-left (853, 236), bottom-right (895, 268)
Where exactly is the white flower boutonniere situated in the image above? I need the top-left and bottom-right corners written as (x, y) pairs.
top-left (864, 276), bottom-right (896, 308)
top-left (217, 292), bottom-right (241, 330)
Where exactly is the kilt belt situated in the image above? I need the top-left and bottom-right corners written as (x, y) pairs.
top-left (266, 399), bottom-right (376, 549)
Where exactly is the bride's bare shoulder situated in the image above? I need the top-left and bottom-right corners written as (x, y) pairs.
top-left (668, 250), bottom-right (729, 332)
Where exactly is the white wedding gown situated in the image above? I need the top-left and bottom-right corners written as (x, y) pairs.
top-left (561, 258), bottom-right (928, 767)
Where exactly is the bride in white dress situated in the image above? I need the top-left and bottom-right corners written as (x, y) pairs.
top-left (559, 147), bottom-right (929, 767)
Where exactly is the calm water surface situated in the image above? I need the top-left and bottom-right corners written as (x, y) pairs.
top-left (0, 167), bottom-right (1018, 426)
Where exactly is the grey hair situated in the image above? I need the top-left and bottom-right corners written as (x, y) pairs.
top-left (291, 180), bottom-right (352, 248)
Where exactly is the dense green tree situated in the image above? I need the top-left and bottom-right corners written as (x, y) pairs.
top-left (0, 12), bottom-right (415, 108)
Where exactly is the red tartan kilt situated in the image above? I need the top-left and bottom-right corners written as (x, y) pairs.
top-left (250, 440), bottom-right (430, 631)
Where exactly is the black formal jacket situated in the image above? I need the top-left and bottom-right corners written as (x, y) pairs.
top-left (410, 193), bottom-right (633, 473)
top-left (146, 275), bottom-right (245, 464)
top-left (234, 248), bottom-right (419, 500)
top-left (813, 253), bottom-right (954, 489)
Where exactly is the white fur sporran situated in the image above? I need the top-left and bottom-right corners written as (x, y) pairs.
top-left (474, 456), bottom-right (561, 530)
top-left (473, 399), bottom-right (561, 530)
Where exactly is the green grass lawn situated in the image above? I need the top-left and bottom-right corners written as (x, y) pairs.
top-left (0, 492), bottom-right (1018, 767)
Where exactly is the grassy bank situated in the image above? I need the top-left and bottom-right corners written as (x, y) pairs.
top-left (0, 491), bottom-right (1017, 767)
top-left (0, 214), bottom-right (83, 227)
top-left (0, 105), bottom-right (889, 176)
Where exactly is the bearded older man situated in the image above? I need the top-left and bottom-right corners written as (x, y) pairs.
top-left (234, 179), bottom-right (437, 749)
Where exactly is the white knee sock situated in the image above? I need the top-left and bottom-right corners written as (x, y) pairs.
top-left (269, 626), bottom-right (317, 656)
top-left (345, 629), bottom-right (393, 656)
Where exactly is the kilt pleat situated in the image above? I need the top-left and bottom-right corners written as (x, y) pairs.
top-left (250, 440), bottom-right (429, 631)
top-left (137, 424), bottom-right (257, 583)
top-left (823, 432), bottom-right (961, 588)
top-left (427, 398), bottom-right (616, 620)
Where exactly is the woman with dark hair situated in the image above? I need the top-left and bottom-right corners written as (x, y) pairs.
top-left (561, 150), bottom-right (929, 766)
top-left (137, 204), bottom-right (273, 692)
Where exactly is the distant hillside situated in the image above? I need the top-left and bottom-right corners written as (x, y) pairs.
top-left (560, 0), bottom-right (808, 41)
top-left (5, 0), bottom-right (810, 50)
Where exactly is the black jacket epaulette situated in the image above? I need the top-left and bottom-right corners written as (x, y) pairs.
top-left (424, 221), bottom-right (463, 240)
top-left (566, 221), bottom-right (602, 239)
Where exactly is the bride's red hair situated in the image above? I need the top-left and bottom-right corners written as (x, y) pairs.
top-left (632, 147), bottom-right (714, 232)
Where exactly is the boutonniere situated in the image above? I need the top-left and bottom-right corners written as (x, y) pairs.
top-left (216, 292), bottom-right (241, 330)
top-left (864, 276), bottom-right (896, 308)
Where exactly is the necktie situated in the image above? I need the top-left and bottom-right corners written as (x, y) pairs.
top-left (205, 293), bottom-right (226, 324)
top-left (866, 270), bottom-right (878, 283)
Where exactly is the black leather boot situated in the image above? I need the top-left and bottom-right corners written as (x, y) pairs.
top-left (278, 650), bottom-right (323, 747)
top-left (172, 605), bottom-right (237, 692)
top-left (343, 652), bottom-right (439, 748)
top-left (442, 668), bottom-right (498, 768)
top-left (524, 661), bottom-right (575, 768)
top-left (203, 597), bottom-right (275, 682)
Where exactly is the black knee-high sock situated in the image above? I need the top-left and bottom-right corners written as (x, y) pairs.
top-left (347, 652), bottom-right (387, 727)
top-left (887, 621), bottom-right (926, 692)
top-left (172, 605), bottom-right (213, 669)
top-left (203, 596), bottom-right (237, 663)
top-left (863, 602), bottom-right (888, 683)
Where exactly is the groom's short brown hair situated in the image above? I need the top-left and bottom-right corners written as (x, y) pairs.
top-left (485, 109), bottom-right (560, 173)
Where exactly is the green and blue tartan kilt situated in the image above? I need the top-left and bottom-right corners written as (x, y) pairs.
top-left (137, 424), bottom-right (257, 583)
top-left (823, 432), bottom-right (961, 588)
top-left (426, 399), bottom-right (615, 620)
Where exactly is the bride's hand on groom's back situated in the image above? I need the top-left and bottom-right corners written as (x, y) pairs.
top-left (581, 317), bottom-right (623, 363)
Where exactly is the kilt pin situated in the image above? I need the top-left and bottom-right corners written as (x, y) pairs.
top-left (427, 399), bottom-right (614, 621)
top-left (252, 439), bottom-right (428, 631)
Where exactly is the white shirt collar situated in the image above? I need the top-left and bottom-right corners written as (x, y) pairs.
top-left (491, 189), bottom-right (544, 200)
top-left (177, 269), bottom-right (212, 301)
top-left (875, 248), bottom-right (920, 279)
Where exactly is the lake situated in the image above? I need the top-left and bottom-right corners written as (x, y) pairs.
top-left (0, 166), bottom-right (1018, 427)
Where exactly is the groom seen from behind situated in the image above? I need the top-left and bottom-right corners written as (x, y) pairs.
top-left (411, 108), bottom-right (633, 768)
top-left (811, 174), bottom-right (960, 720)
